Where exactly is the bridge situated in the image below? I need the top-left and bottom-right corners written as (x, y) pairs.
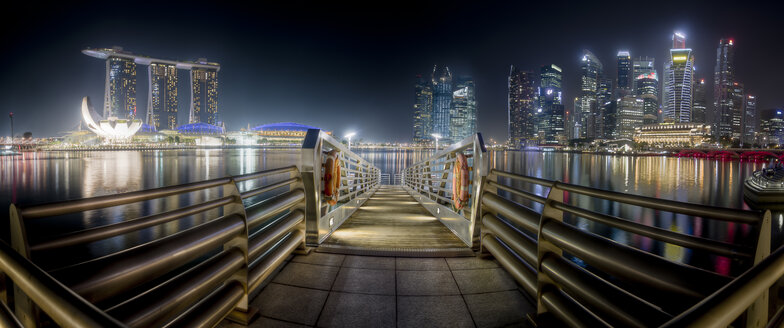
top-left (1, 130), bottom-right (782, 327)
top-left (671, 148), bottom-right (784, 161)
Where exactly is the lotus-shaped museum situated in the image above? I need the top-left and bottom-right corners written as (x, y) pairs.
top-left (81, 97), bottom-right (142, 141)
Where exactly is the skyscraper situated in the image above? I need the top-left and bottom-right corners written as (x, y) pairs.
top-left (578, 50), bottom-right (603, 138)
top-left (635, 71), bottom-right (658, 125)
top-left (692, 79), bottom-right (707, 124)
top-left (618, 96), bottom-right (644, 139)
top-left (431, 65), bottom-right (453, 143)
top-left (508, 66), bottom-right (537, 147)
top-left (729, 82), bottom-right (745, 140)
top-left (147, 63), bottom-right (178, 130)
top-left (633, 56), bottom-right (655, 77)
top-left (663, 32), bottom-right (694, 123)
top-left (713, 38), bottom-right (741, 139)
top-left (743, 94), bottom-right (757, 145)
top-left (450, 76), bottom-right (477, 142)
top-left (537, 64), bottom-right (564, 144)
top-left (761, 109), bottom-right (784, 145)
top-left (412, 74), bottom-right (433, 143)
top-left (104, 56), bottom-right (137, 119)
top-left (617, 51), bottom-right (632, 92)
top-left (190, 63), bottom-right (219, 125)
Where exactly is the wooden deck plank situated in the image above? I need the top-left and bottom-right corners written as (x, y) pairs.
top-left (321, 185), bottom-right (468, 249)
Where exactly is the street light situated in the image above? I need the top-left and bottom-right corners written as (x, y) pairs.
top-left (345, 132), bottom-right (356, 151)
top-left (431, 133), bottom-right (441, 151)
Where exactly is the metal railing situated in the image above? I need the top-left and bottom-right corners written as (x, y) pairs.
top-left (380, 173), bottom-right (403, 185)
top-left (479, 168), bottom-right (774, 327)
top-left (3, 165), bottom-right (307, 327)
top-left (402, 133), bottom-right (487, 247)
top-left (300, 129), bottom-right (380, 245)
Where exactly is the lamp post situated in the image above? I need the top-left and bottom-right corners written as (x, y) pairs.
top-left (431, 133), bottom-right (441, 152)
top-left (8, 112), bottom-right (13, 145)
top-left (345, 132), bottom-right (356, 151)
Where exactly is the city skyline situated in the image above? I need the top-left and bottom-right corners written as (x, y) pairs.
top-left (1, 1), bottom-right (783, 142)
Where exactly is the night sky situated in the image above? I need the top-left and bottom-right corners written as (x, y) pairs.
top-left (1, 0), bottom-right (782, 142)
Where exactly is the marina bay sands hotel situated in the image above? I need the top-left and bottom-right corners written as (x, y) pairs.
top-left (83, 47), bottom-right (220, 130)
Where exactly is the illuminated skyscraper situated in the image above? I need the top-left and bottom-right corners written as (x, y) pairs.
top-left (729, 82), bottom-right (745, 140)
top-left (190, 63), bottom-right (219, 125)
top-left (104, 55), bottom-right (137, 119)
top-left (147, 63), bottom-right (178, 130)
top-left (743, 94), bottom-right (757, 145)
top-left (450, 76), bottom-right (477, 142)
top-left (618, 96), bottom-right (644, 139)
top-left (663, 32), bottom-right (694, 123)
top-left (412, 74), bottom-right (433, 143)
top-left (617, 51), bottom-right (632, 91)
top-left (635, 71), bottom-right (658, 125)
top-left (633, 56), bottom-right (655, 77)
top-left (761, 109), bottom-right (784, 145)
top-left (692, 79), bottom-right (707, 124)
top-left (713, 38), bottom-right (741, 139)
top-left (508, 66), bottom-right (537, 147)
top-left (578, 50), bottom-right (603, 138)
top-left (431, 65), bottom-right (453, 143)
top-left (537, 64), bottom-right (564, 144)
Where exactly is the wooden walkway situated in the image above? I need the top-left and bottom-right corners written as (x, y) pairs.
top-left (319, 185), bottom-right (470, 256)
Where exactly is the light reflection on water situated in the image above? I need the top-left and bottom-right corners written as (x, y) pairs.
top-left (0, 149), bottom-right (778, 275)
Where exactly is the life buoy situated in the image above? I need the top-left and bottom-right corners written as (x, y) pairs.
top-left (452, 152), bottom-right (470, 210)
top-left (323, 150), bottom-right (341, 205)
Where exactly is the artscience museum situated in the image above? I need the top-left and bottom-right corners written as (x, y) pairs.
top-left (81, 96), bottom-right (143, 142)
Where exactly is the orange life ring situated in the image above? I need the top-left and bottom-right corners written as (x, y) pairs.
top-left (324, 150), bottom-right (341, 205)
top-left (452, 152), bottom-right (470, 210)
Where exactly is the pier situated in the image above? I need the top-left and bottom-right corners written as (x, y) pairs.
top-left (1, 130), bottom-right (782, 327)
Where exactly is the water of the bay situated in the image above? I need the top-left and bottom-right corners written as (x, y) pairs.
top-left (0, 149), bottom-right (778, 275)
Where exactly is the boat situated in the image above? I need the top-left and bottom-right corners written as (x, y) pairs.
top-left (0, 145), bottom-right (21, 156)
top-left (744, 162), bottom-right (784, 210)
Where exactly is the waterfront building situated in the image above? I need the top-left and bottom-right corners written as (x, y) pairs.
top-left (190, 63), bottom-right (219, 125)
top-left (602, 99), bottom-right (618, 140)
top-left (692, 79), bottom-right (707, 124)
top-left (729, 82), bottom-right (745, 140)
top-left (713, 38), bottom-right (740, 139)
top-left (431, 65), bottom-right (453, 143)
top-left (508, 66), bottom-right (537, 147)
top-left (450, 76), bottom-right (477, 142)
top-left (663, 33), bottom-right (694, 123)
top-left (760, 109), bottom-right (784, 145)
top-left (618, 96), bottom-right (644, 139)
top-left (105, 53), bottom-right (138, 119)
top-left (412, 74), bottom-right (433, 143)
top-left (633, 122), bottom-right (711, 147)
top-left (635, 72), bottom-right (658, 125)
top-left (617, 51), bottom-right (632, 92)
top-left (537, 64), bottom-right (564, 144)
top-left (578, 50), bottom-right (603, 139)
top-left (252, 122), bottom-right (332, 145)
top-left (633, 56), bottom-right (655, 78)
top-left (743, 94), bottom-right (757, 145)
top-left (147, 63), bottom-right (178, 130)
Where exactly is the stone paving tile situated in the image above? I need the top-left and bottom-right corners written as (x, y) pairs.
top-left (396, 257), bottom-right (449, 271)
top-left (451, 268), bottom-right (518, 294)
top-left (342, 255), bottom-right (395, 270)
top-left (253, 283), bottom-right (328, 326)
top-left (332, 267), bottom-right (395, 295)
top-left (397, 295), bottom-right (475, 328)
top-left (397, 270), bottom-right (460, 296)
top-left (272, 262), bottom-right (340, 290)
top-left (317, 292), bottom-right (395, 328)
top-left (291, 252), bottom-right (345, 267)
top-left (464, 290), bottom-right (533, 328)
top-left (249, 316), bottom-right (311, 328)
top-left (446, 257), bottom-right (500, 270)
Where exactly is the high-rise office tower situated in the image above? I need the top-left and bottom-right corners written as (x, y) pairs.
top-left (729, 82), bottom-right (745, 140)
top-left (431, 65), bottom-right (453, 143)
top-left (190, 64), bottom-right (219, 125)
top-left (633, 56), bottom-right (655, 77)
top-left (450, 76), bottom-right (477, 142)
top-left (595, 78), bottom-right (613, 137)
top-left (743, 94), bottom-right (757, 145)
top-left (537, 64), bottom-right (564, 144)
top-left (578, 50), bottom-right (603, 138)
top-left (508, 66), bottom-right (537, 147)
top-left (602, 100), bottom-right (618, 139)
top-left (104, 56), bottom-right (137, 119)
top-left (617, 51), bottom-right (632, 92)
top-left (147, 63), bottom-right (178, 130)
top-left (663, 32), bottom-right (694, 123)
top-left (412, 74), bottom-right (433, 143)
top-left (692, 79), bottom-right (707, 124)
top-left (713, 38), bottom-right (741, 139)
top-left (618, 95), bottom-right (644, 139)
top-left (760, 109), bottom-right (784, 145)
top-left (635, 71), bottom-right (659, 125)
